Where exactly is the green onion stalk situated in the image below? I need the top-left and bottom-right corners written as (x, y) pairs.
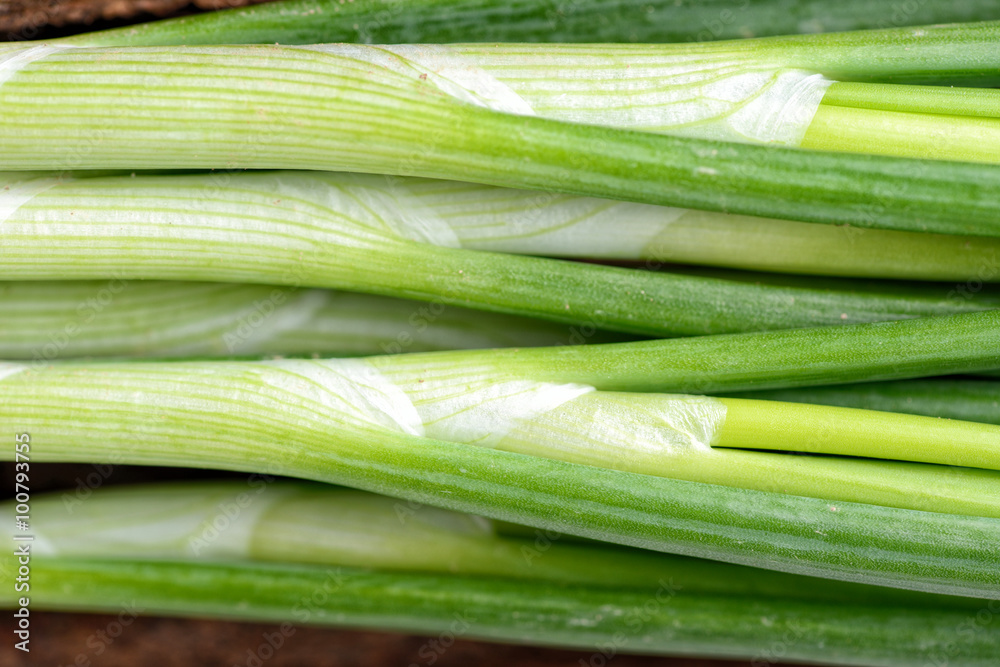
top-left (2, 171), bottom-right (998, 339)
top-left (5, 170), bottom-right (1000, 283)
top-left (3, 315), bottom-right (1000, 598)
top-left (386, 309), bottom-right (1000, 394)
top-left (3, 352), bottom-right (999, 515)
top-left (2, 481), bottom-right (998, 666)
top-left (0, 280), bottom-right (617, 360)
top-left (53, 0), bottom-right (1000, 47)
top-left (5, 24), bottom-right (1000, 235)
top-left (733, 377), bottom-right (1000, 426)
top-left (18, 559), bottom-right (999, 666)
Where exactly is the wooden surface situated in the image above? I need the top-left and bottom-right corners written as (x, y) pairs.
top-left (0, 0), bottom-right (272, 37)
top-left (3, 612), bottom-right (809, 667)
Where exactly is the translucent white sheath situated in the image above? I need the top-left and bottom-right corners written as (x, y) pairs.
top-left (301, 43), bottom-right (833, 145)
top-left (0, 42), bottom-right (830, 147)
top-left (238, 357), bottom-right (726, 458)
top-left (1, 354), bottom-right (726, 479)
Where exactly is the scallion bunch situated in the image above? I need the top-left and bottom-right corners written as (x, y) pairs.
top-left (1, 3), bottom-right (999, 664)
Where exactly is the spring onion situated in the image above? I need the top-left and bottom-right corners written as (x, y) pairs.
top-left (3, 171), bottom-right (999, 338)
top-left (4, 481), bottom-right (999, 666)
top-left (9, 480), bottom-right (965, 604)
top-left (0, 280), bottom-right (610, 359)
top-left (10, 169), bottom-right (997, 285)
top-left (5, 353), bottom-right (1000, 511)
top-left (6, 479), bottom-right (990, 605)
top-left (452, 199), bottom-right (1000, 282)
top-left (7, 30), bottom-right (1000, 235)
top-left (366, 309), bottom-right (1000, 394)
top-left (6, 4), bottom-right (1000, 661)
top-left (4, 348), bottom-right (1000, 597)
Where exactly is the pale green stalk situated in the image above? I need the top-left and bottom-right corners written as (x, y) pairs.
top-left (822, 81), bottom-right (1000, 118)
top-left (0, 281), bottom-right (604, 359)
top-left (714, 399), bottom-right (1000, 471)
top-left (6, 33), bottom-right (1000, 153)
top-left (802, 104), bottom-right (1000, 163)
top-left (2, 171), bottom-right (998, 339)
top-left (47, 5), bottom-right (1000, 165)
top-left (4, 39), bottom-right (1000, 235)
top-left (380, 177), bottom-right (1000, 282)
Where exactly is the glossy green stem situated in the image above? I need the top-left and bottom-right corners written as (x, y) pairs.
top-left (54, 0), bottom-right (1000, 47)
top-left (731, 378), bottom-right (1000, 426)
top-left (6, 171), bottom-right (998, 337)
top-left (372, 309), bottom-right (1000, 393)
top-left (744, 20), bottom-right (1000, 84)
top-left (5, 360), bottom-right (1000, 520)
top-left (6, 238), bottom-right (998, 339)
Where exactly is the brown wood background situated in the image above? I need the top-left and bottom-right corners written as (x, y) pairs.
top-left (0, 0), bottom-right (270, 37)
top-left (3, 613), bottom-right (787, 667)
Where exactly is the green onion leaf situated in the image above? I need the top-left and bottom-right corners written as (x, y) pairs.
top-left (730, 378), bottom-right (1000, 426)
